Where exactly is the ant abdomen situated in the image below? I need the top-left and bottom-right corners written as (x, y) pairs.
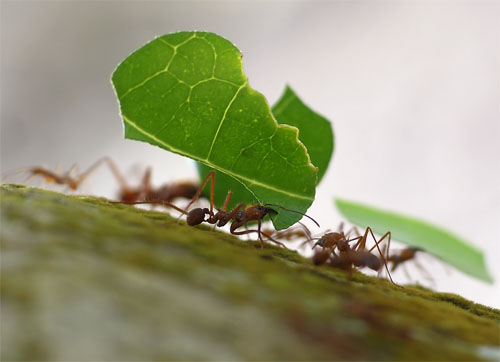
top-left (312, 249), bottom-right (331, 265)
top-left (352, 251), bottom-right (381, 271)
top-left (186, 208), bottom-right (206, 226)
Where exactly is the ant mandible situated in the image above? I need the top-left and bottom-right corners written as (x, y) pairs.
top-left (181, 170), bottom-right (320, 248)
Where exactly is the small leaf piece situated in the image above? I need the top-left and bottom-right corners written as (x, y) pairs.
top-left (335, 198), bottom-right (493, 283)
top-left (197, 85), bottom-right (334, 211)
top-left (112, 32), bottom-right (317, 229)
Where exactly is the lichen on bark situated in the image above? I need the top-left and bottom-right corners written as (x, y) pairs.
top-left (1, 184), bottom-right (498, 361)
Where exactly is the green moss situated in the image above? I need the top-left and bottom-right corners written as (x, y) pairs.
top-left (1, 184), bottom-right (498, 361)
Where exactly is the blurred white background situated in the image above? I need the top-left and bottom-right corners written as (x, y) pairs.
top-left (1, 1), bottom-right (499, 308)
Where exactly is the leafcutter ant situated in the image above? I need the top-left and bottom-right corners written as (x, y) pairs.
top-left (383, 246), bottom-right (435, 285)
top-left (387, 247), bottom-right (422, 272)
top-left (3, 158), bottom-right (108, 191)
top-left (6, 157), bottom-right (200, 206)
top-left (312, 226), bottom-right (397, 285)
top-left (103, 157), bottom-right (199, 205)
top-left (180, 170), bottom-right (320, 248)
top-left (262, 222), bottom-right (314, 249)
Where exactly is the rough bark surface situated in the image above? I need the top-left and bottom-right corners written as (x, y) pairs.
top-left (1, 184), bottom-right (499, 361)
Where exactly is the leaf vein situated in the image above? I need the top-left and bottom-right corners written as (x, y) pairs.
top-left (123, 115), bottom-right (313, 201)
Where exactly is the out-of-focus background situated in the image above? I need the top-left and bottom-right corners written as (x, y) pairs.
top-left (1, 1), bottom-right (498, 308)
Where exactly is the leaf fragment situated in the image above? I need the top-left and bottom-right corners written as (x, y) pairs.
top-left (335, 198), bottom-right (493, 283)
top-left (197, 85), bottom-right (334, 213)
top-left (112, 31), bottom-right (317, 229)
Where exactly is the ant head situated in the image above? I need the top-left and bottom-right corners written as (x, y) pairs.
top-left (262, 206), bottom-right (278, 216)
top-left (263, 203), bottom-right (320, 228)
top-left (68, 180), bottom-right (79, 190)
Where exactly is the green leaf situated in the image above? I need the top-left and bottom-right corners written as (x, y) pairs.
top-left (196, 162), bottom-right (258, 210)
top-left (197, 85), bottom-right (333, 212)
top-left (111, 31), bottom-right (317, 229)
top-left (335, 198), bottom-right (493, 283)
top-left (272, 85), bottom-right (334, 182)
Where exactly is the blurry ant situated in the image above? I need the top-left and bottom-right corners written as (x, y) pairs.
top-left (384, 246), bottom-right (435, 286)
top-left (103, 158), bottom-right (199, 205)
top-left (262, 222), bottom-right (314, 249)
top-left (387, 247), bottom-right (422, 272)
top-left (4, 158), bottom-right (107, 191)
top-left (181, 170), bottom-right (320, 248)
top-left (312, 226), bottom-right (397, 285)
top-left (6, 157), bottom-right (200, 205)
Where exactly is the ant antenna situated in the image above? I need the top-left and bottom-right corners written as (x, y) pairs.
top-left (264, 203), bottom-right (320, 228)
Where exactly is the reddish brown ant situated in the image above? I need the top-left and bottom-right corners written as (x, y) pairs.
top-left (383, 246), bottom-right (435, 286)
top-left (4, 158), bottom-right (108, 191)
top-left (103, 157), bottom-right (199, 205)
top-left (387, 247), bottom-right (421, 272)
top-left (312, 226), bottom-right (397, 285)
top-left (179, 170), bottom-right (320, 248)
top-left (262, 222), bottom-right (314, 249)
top-left (7, 157), bottom-right (200, 206)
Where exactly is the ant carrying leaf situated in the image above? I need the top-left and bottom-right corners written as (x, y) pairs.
top-left (183, 171), bottom-right (320, 248)
top-left (133, 170), bottom-right (320, 249)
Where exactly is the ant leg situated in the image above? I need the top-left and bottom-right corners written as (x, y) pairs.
top-left (243, 224), bottom-right (251, 240)
top-left (364, 228), bottom-right (398, 286)
top-left (347, 235), bottom-right (363, 251)
top-left (401, 263), bottom-right (413, 283)
top-left (28, 168), bottom-right (62, 188)
top-left (100, 157), bottom-right (132, 193)
top-left (140, 167), bottom-right (153, 198)
top-left (184, 171), bottom-right (215, 214)
top-left (70, 158), bottom-right (110, 190)
top-left (224, 202), bottom-right (243, 220)
top-left (298, 231), bottom-right (314, 250)
top-left (24, 172), bottom-right (43, 186)
top-left (65, 163), bottom-right (79, 177)
top-left (378, 244), bottom-right (389, 278)
top-left (298, 222), bottom-right (313, 240)
top-left (221, 190), bottom-right (233, 212)
top-left (257, 219), bottom-right (265, 249)
top-left (63, 163), bottom-right (81, 192)
top-left (412, 258), bottom-right (436, 288)
top-left (260, 230), bottom-right (291, 249)
top-left (124, 201), bottom-right (188, 215)
top-left (207, 189), bottom-right (233, 228)
top-left (231, 229), bottom-right (290, 250)
top-left (345, 225), bottom-right (361, 239)
top-left (366, 230), bottom-right (392, 270)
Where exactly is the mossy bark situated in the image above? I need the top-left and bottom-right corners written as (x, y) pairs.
top-left (1, 184), bottom-right (498, 361)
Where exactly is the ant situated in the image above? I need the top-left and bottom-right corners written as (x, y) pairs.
top-left (179, 170), bottom-right (320, 248)
top-left (103, 158), bottom-right (199, 205)
top-left (312, 226), bottom-right (397, 285)
top-left (383, 246), bottom-right (435, 286)
top-left (262, 222), bottom-right (314, 248)
top-left (387, 247), bottom-right (422, 272)
top-left (4, 158), bottom-right (108, 191)
top-left (6, 157), bottom-right (200, 206)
